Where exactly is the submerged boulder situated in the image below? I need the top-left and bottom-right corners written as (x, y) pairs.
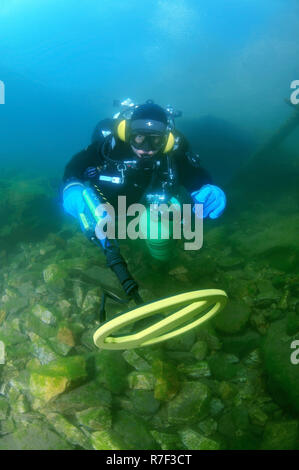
top-left (29, 355), bottom-right (87, 404)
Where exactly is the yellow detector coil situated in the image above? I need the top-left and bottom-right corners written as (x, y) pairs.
top-left (93, 289), bottom-right (227, 350)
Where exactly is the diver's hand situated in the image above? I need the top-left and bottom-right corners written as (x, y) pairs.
top-left (191, 184), bottom-right (226, 219)
top-left (63, 182), bottom-right (85, 218)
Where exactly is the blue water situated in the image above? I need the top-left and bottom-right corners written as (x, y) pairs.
top-left (1, 0), bottom-right (299, 177)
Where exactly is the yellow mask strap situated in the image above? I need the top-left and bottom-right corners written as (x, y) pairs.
top-left (163, 132), bottom-right (175, 153)
top-left (117, 120), bottom-right (127, 142)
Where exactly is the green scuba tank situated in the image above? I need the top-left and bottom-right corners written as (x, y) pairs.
top-left (139, 195), bottom-right (181, 261)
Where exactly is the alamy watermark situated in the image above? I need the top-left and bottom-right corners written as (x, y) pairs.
top-left (0, 80), bottom-right (5, 104)
top-left (290, 80), bottom-right (299, 105)
top-left (92, 196), bottom-right (203, 251)
top-left (290, 340), bottom-right (299, 365)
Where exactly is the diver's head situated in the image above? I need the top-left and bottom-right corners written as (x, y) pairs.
top-left (129, 103), bottom-right (169, 158)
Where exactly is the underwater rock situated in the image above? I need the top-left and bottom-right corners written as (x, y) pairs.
top-left (45, 412), bottom-right (92, 449)
top-left (44, 380), bottom-right (112, 414)
top-left (261, 420), bottom-right (298, 450)
top-left (166, 381), bottom-right (210, 425)
top-left (150, 431), bottom-right (183, 450)
top-left (28, 332), bottom-right (60, 364)
top-left (213, 301), bottom-right (251, 334)
top-left (76, 406), bottom-right (112, 431)
top-left (179, 428), bottom-right (221, 450)
top-left (122, 350), bottom-right (151, 371)
top-left (0, 422), bottom-right (72, 450)
top-left (91, 430), bottom-right (125, 450)
top-left (261, 318), bottom-right (299, 414)
top-left (191, 340), bottom-right (208, 361)
top-left (208, 353), bottom-right (242, 381)
top-left (221, 330), bottom-right (262, 357)
top-left (152, 360), bottom-right (180, 402)
top-left (47, 323), bottom-right (76, 356)
top-left (164, 330), bottom-right (196, 352)
top-left (56, 299), bottom-right (72, 317)
top-left (31, 304), bottom-right (57, 326)
top-left (177, 361), bottom-right (211, 379)
top-left (82, 289), bottom-right (101, 313)
top-left (248, 405), bottom-right (268, 427)
top-left (113, 410), bottom-right (158, 450)
top-left (43, 264), bottom-right (66, 288)
top-left (128, 371), bottom-right (156, 390)
top-left (29, 356), bottom-right (87, 404)
top-left (94, 350), bottom-right (130, 394)
top-left (124, 390), bottom-right (160, 416)
top-left (0, 396), bottom-right (9, 420)
top-left (73, 283), bottom-right (84, 308)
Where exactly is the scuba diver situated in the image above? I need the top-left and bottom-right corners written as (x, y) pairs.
top-left (62, 99), bottom-right (226, 305)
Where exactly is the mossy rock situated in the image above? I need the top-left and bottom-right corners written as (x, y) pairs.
top-left (91, 430), bottom-right (126, 450)
top-left (45, 380), bottom-right (112, 414)
top-left (261, 420), bottom-right (298, 450)
top-left (166, 381), bottom-right (210, 425)
top-left (113, 410), bottom-right (159, 450)
top-left (76, 406), bottom-right (112, 431)
top-left (179, 429), bottom-right (221, 450)
top-left (29, 356), bottom-right (87, 403)
top-left (208, 352), bottom-right (243, 381)
top-left (94, 350), bottom-right (130, 394)
top-left (213, 301), bottom-right (251, 334)
top-left (0, 422), bottom-right (72, 450)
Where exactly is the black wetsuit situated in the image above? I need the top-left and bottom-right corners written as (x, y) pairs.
top-left (63, 119), bottom-right (212, 207)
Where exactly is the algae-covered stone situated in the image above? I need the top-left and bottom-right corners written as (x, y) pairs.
top-left (0, 422), bottom-right (72, 450)
top-left (128, 371), bottom-right (156, 390)
top-left (122, 350), bottom-right (151, 371)
top-left (113, 410), bottom-right (158, 450)
top-left (222, 330), bottom-right (261, 357)
top-left (28, 332), bottom-right (60, 365)
top-left (29, 356), bottom-right (87, 403)
top-left (261, 420), bottom-right (298, 450)
top-left (261, 318), bottom-right (299, 413)
top-left (208, 353), bottom-right (242, 381)
top-left (125, 390), bottom-right (160, 416)
top-left (177, 361), bottom-right (211, 379)
top-left (150, 431), bottom-right (183, 450)
top-left (0, 396), bottom-right (9, 419)
top-left (179, 429), bottom-right (221, 450)
top-left (22, 313), bottom-right (57, 341)
top-left (95, 350), bottom-right (129, 394)
top-left (153, 360), bottom-right (180, 402)
top-left (0, 327), bottom-right (27, 346)
top-left (248, 405), bottom-right (268, 426)
top-left (167, 381), bottom-right (210, 425)
top-left (164, 330), bottom-right (196, 352)
top-left (30, 374), bottom-right (69, 403)
top-left (191, 340), bottom-right (208, 361)
top-left (213, 301), bottom-right (250, 334)
top-left (91, 430), bottom-right (125, 450)
top-left (49, 324), bottom-right (76, 356)
top-left (46, 412), bottom-right (92, 449)
top-left (43, 263), bottom-right (66, 286)
top-left (45, 380), bottom-right (112, 414)
top-left (76, 406), bottom-right (112, 431)
top-left (31, 304), bottom-right (57, 325)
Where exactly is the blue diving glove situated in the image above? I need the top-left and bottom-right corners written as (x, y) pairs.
top-left (191, 184), bottom-right (226, 219)
top-left (62, 182), bottom-right (86, 218)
